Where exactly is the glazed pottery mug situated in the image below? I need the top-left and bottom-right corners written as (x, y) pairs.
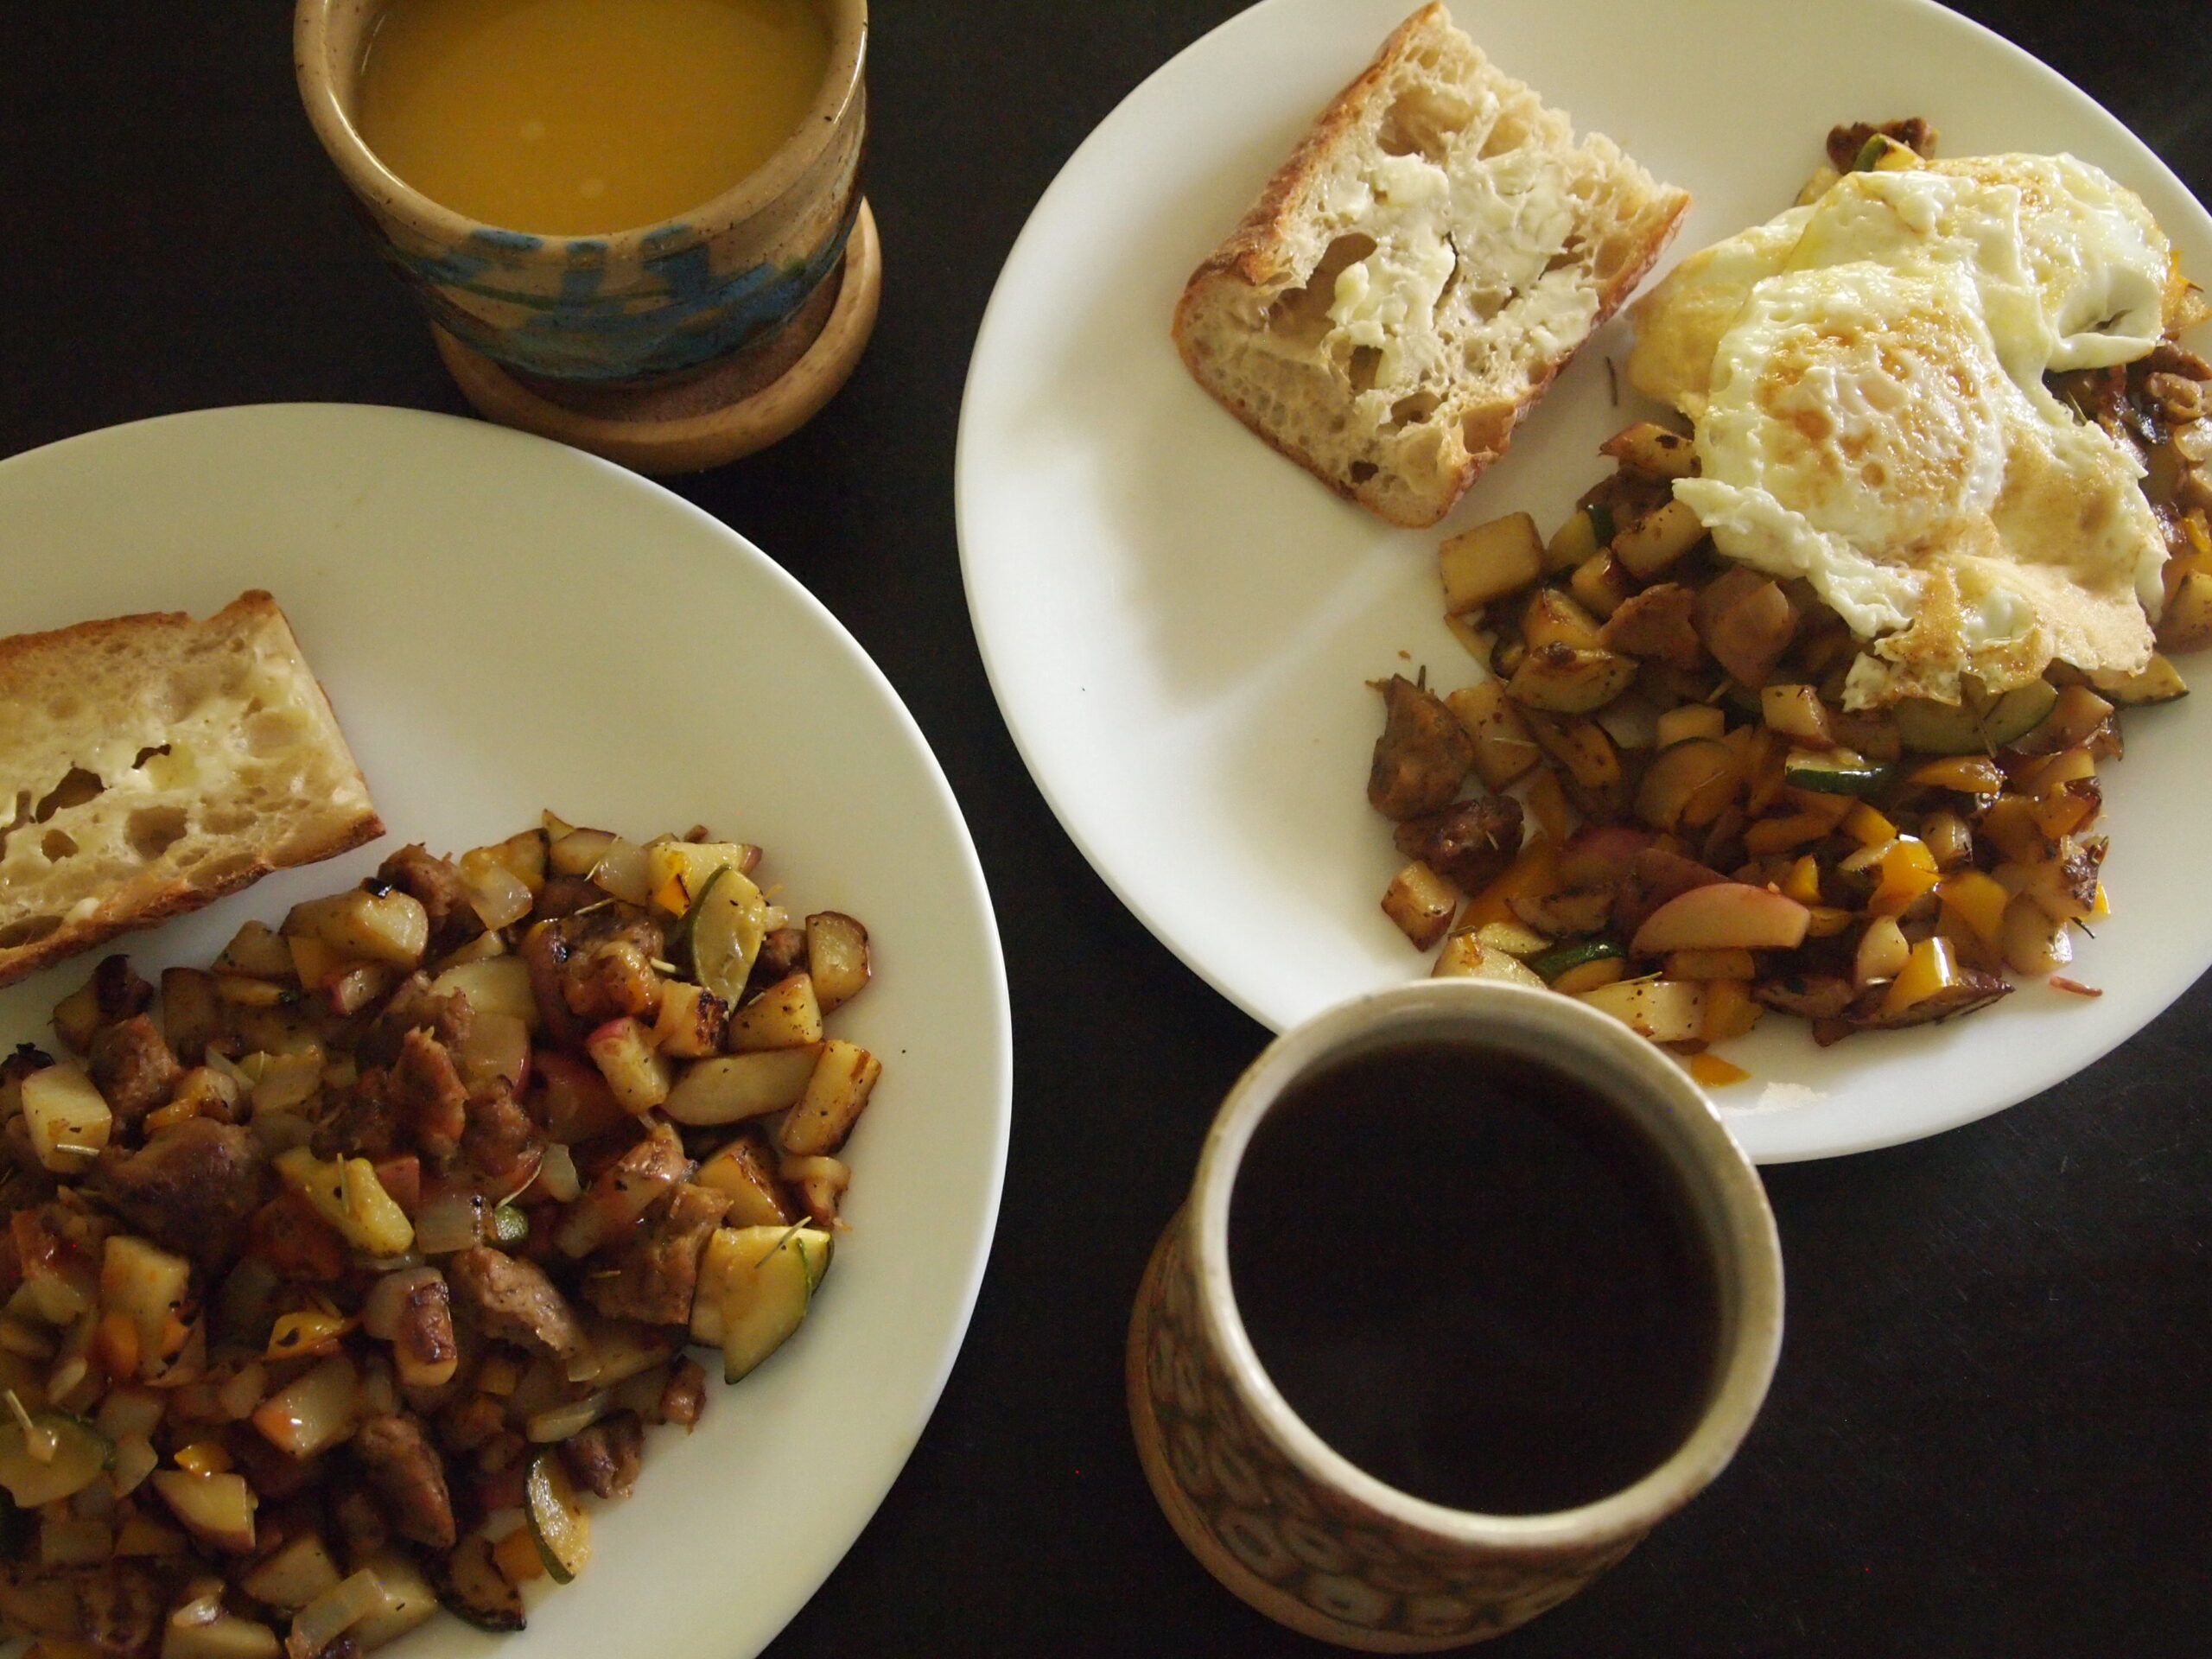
top-left (294, 0), bottom-right (868, 388)
top-left (1126, 979), bottom-right (1784, 1649)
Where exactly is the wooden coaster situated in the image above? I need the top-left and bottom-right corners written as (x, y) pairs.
top-left (434, 199), bottom-right (882, 474)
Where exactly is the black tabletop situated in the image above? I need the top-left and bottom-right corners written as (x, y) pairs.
top-left (6, 3), bottom-right (2210, 1656)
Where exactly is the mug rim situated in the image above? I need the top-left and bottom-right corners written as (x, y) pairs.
top-left (294, 0), bottom-right (868, 252)
top-left (1188, 977), bottom-right (1784, 1554)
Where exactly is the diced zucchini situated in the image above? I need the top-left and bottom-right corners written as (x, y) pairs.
top-left (436, 1532), bottom-right (525, 1633)
top-left (1892, 680), bottom-right (2058, 754)
top-left (524, 1452), bottom-right (590, 1585)
top-left (719, 1225), bottom-right (833, 1383)
top-left (1527, 939), bottom-right (1625, 982)
top-left (0, 1413), bottom-right (111, 1508)
top-left (1781, 751), bottom-right (1895, 797)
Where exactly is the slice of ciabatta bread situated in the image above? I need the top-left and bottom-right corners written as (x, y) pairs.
top-left (0, 591), bottom-right (383, 986)
top-left (1173, 2), bottom-right (1689, 528)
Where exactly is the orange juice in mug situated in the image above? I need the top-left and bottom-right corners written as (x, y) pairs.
top-left (355, 0), bottom-right (833, 238)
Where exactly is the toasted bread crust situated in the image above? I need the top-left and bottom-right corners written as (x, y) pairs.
top-left (1172, 3), bottom-right (1688, 527)
top-left (0, 591), bottom-right (384, 987)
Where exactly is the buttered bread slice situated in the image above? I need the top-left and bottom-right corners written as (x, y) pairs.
top-left (1173, 3), bottom-right (1688, 528)
top-left (0, 592), bottom-right (383, 986)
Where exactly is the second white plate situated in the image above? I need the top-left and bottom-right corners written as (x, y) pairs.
top-left (0, 404), bottom-right (1011, 1657)
top-left (956, 0), bottom-right (2212, 1160)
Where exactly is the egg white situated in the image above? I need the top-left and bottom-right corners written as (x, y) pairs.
top-left (1626, 152), bottom-right (2173, 705)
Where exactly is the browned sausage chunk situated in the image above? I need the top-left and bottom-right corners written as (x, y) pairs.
top-left (92, 1119), bottom-right (267, 1268)
top-left (1390, 796), bottom-right (1523, 893)
top-left (447, 1246), bottom-right (588, 1363)
top-left (86, 1015), bottom-right (181, 1125)
top-left (558, 1410), bottom-right (645, 1500)
top-left (583, 1183), bottom-right (731, 1325)
top-left (1367, 675), bottom-right (1475, 821)
top-left (352, 1413), bottom-right (458, 1549)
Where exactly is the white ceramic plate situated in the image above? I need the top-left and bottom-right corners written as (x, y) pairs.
top-left (0, 405), bottom-right (1011, 1657)
top-left (957, 0), bottom-right (2212, 1161)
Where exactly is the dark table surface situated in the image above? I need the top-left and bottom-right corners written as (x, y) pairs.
top-left (5, 2), bottom-right (2210, 1655)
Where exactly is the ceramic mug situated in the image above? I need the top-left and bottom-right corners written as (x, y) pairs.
top-left (1126, 979), bottom-right (1784, 1650)
top-left (294, 0), bottom-right (867, 385)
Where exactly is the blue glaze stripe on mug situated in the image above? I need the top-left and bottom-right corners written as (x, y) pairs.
top-left (384, 197), bottom-right (862, 381)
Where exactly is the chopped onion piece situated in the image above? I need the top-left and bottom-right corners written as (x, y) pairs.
top-left (286, 1567), bottom-right (384, 1659)
top-left (524, 1392), bottom-right (607, 1444)
top-left (412, 1192), bottom-right (481, 1256)
top-left (537, 1142), bottom-right (581, 1205)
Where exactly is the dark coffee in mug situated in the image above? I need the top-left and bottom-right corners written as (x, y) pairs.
top-left (1227, 1038), bottom-right (1722, 1515)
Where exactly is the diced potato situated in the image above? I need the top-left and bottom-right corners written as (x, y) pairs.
top-left (215, 921), bottom-right (296, 980)
top-left (1759, 683), bottom-right (1833, 746)
top-left (779, 1154), bottom-right (851, 1229)
top-left (1567, 552), bottom-right (1638, 620)
top-left (662, 1049), bottom-right (821, 1125)
top-left (804, 912), bottom-right (871, 1013)
top-left (274, 1148), bottom-right (414, 1258)
top-left (241, 1533), bottom-right (342, 1610)
top-left (21, 1065), bottom-right (112, 1174)
top-left (1655, 703), bottom-right (1728, 747)
top-left (101, 1236), bottom-right (193, 1382)
top-left (1520, 709), bottom-right (1620, 794)
top-left (1437, 513), bottom-right (1545, 614)
top-left (649, 980), bottom-right (729, 1058)
top-left (1472, 919), bottom-right (1550, 958)
top-left (1444, 680), bottom-right (1541, 790)
top-left (150, 1471), bottom-right (257, 1554)
top-left (2091, 652), bottom-right (2189, 702)
top-left (2158, 569), bottom-right (2212, 650)
top-left (1579, 976), bottom-right (1709, 1042)
top-left (1506, 644), bottom-right (1637, 714)
top-left (1611, 498), bottom-right (1706, 578)
top-left (1599, 421), bottom-right (1700, 480)
top-left (1544, 504), bottom-right (1606, 572)
top-left (1382, 861), bottom-right (1459, 950)
top-left (162, 1610), bottom-right (283, 1659)
top-left (346, 1550), bottom-right (442, 1651)
top-left (696, 1132), bottom-right (798, 1230)
top-left (724, 973), bottom-right (823, 1052)
top-left (1519, 587), bottom-right (1605, 652)
top-left (282, 889), bottom-right (429, 971)
top-left (778, 1040), bottom-right (882, 1156)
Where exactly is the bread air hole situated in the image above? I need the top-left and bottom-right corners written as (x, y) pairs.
top-left (1378, 87), bottom-right (1471, 163)
top-left (128, 806), bottom-right (189, 861)
top-left (41, 831), bottom-right (77, 862)
top-left (1478, 112), bottom-right (1530, 162)
top-left (34, 766), bottom-right (104, 822)
top-left (1349, 346), bottom-right (1383, 393)
top-left (1388, 391), bottom-right (1440, 432)
top-left (1268, 234), bottom-right (1376, 347)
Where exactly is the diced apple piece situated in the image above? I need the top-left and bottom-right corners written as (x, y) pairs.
top-left (1630, 883), bottom-right (1811, 956)
top-left (428, 956), bottom-right (538, 1028)
top-left (663, 1049), bottom-right (820, 1125)
top-left (1438, 513), bottom-right (1545, 614)
top-left (695, 1134), bottom-right (799, 1231)
top-left (101, 1236), bottom-right (193, 1382)
top-left (778, 1041), bottom-right (882, 1156)
top-left (584, 1017), bottom-right (671, 1113)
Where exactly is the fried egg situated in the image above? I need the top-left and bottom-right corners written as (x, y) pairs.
top-left (1626, 153), bottom-right (2174, 705)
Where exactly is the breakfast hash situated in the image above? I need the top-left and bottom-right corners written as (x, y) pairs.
top-left (1368, 121), bottom-right (2212, 1068)
top-left (0, 814), bottom-right (878, 1655)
